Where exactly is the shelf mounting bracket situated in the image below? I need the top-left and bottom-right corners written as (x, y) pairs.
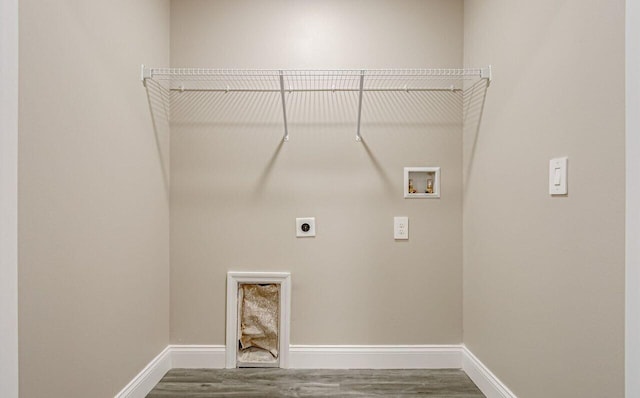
top-left (278, 71), bottom-right (289, 142)
top-left (355, 70), bottom-right (365, 142)
top-left (481, 65), bottom-right (492, 86)
top-left (141, 64), bottom-right (152, 87)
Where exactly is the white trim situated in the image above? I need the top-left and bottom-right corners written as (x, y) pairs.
top-left (0, 0), bottom-right (19, 396)
top-left (168, 344), bottom-right (464, 370)
top-left (171, 345), bottom-right (226, 368)
top-left (462, 346), bottom-right (517, 398)
top-left (289, 345), bottom-right (462, 369)
top-left (172, 344), bottom-right (463, 370)
top-left (114, 347), bottom-right (172, 398)
top-left (226, 272), bottom-right (291, 369)
top-left (117, 344), bottom-right (522, 397)
top-left (626, 0), bottom-right (640, 396)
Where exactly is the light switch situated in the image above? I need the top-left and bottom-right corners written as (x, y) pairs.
top-left (549, 157), bottom-right (568, 195)
top-left (394, 217), bottom-right (409, 240)
top-left (553, 168), bottom-right (561, 185)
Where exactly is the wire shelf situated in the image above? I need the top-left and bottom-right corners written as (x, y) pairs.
top-left (145, 68), bottom-right (489, 92)
top-left (142, 66), bottom-right (491, 141)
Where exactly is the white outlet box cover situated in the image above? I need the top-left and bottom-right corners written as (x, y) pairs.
top-left (296, 217), bottom-right (316, 237)
top-left (394, 216), bottom-right (409, 240)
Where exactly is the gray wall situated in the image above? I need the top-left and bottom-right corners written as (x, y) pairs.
top-left (18, 1), bottom-right (171, 396)
top-left (463, 1), bottom-right (625, 397)
top-left (169, 0), bottom-right (465, 345)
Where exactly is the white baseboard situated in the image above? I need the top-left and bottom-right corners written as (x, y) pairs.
top-left (116, 344), bottom-right (515, 398)
top-left (171, 345), bottom-right (226, 368)
top-left (289, 345), bottom-right (462, 369)
top-left (114, 346), bottom-right (172, 398)
top-left (169, 345), bottom-right (462, 370)
top-left (462, 345), bottom-right (517, 398)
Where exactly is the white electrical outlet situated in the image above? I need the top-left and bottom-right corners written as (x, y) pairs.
top-left (296, 217), bottom-right (316, 237)
top-left (394, 217), bottom-right (409, 240)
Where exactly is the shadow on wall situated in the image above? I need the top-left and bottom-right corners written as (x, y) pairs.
top-left (145, 78), bottom-right (171, 193)
top-left (144, 82), bottom-right (487, 200)
top-left (462, 79), bottom-right (490, 191)
top-left (165, 89), bottom-right (464, 130)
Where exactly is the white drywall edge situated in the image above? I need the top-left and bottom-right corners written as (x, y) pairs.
top-left (0, 0), bottom-right (19, 396)
top-left (626, 0), bottom-right (640, 396)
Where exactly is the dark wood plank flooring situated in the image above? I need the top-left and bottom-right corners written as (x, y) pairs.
top-left (146, 368), bottom-right (485, 397)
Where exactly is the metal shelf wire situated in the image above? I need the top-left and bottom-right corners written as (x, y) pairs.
top-left (142, 66), bottom-right (491, 141)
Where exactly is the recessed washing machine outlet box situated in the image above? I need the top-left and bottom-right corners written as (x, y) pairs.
top-left (404, 167), bottom-right (441, 198)
top-left (296, 217), bottom-right (316, 237)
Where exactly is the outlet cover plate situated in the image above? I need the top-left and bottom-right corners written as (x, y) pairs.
top-left (296, 217), bottom-right (316, 237)
top-left (394, 216), bottom-right (409, 240)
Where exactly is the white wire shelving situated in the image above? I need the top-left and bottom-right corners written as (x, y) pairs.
top-left (141, 66), bottom-right (491, 141)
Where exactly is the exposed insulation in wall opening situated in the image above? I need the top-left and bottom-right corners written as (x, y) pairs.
top-left (237, 283), bottom-right (280, 367)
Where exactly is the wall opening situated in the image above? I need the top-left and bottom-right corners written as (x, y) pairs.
top-left (237, 283), bottom-right (280, 367)
top-left (226, 272), bottom-right (291, 368)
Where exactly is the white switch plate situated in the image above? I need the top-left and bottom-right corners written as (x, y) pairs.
top-left (549, 157), bottom-right (568, 195)
top-left (394, 217), bottom-right (409, 240)
top-left (296, 217), bottom-right (316, 237)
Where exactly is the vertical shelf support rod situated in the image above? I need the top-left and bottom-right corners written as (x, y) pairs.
top-left (279, 71), bottom-right (289, 142)
top-left (355, 70), bottom-right (365, 142)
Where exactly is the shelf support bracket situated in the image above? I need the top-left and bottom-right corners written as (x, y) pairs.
top-left (480, 65), bottom-right (492, 86)
top-left (356, 70), bottom-right (365, 142)
top-left (278, 71), bottom-right (289, 142)
top-left (140, 64), bottom-right (152, 87)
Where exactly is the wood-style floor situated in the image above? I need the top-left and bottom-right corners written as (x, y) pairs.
top-left (146, 368), bottom-right (485, 397)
